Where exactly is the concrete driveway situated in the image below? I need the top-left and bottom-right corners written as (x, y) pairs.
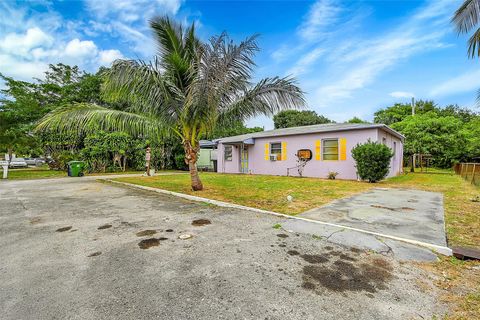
top-left (1, 178), bottom-right (445, 319)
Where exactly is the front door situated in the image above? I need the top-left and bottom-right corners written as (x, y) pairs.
top-left (240, 146), bottom-right (248, 173)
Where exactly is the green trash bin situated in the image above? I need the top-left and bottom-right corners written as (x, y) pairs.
top-left (67, 161), bottom-right (85, 177)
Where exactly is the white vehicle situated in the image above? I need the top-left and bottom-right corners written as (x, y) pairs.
top-left (24, 158), bottom-right (46, 166)
top-left (9, 158), bottom-right (28, 168)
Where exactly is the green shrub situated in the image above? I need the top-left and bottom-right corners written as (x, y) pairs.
top-left (175, 153), bottom-right (188, 170)
top-left (351, 140), bottom-right (393, 183)
top-left (49, 151), bottom-right (77, 171)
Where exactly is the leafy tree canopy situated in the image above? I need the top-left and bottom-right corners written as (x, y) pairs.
top-left (346, 116), bottom-right (369, 124)
top-left (0, 64), bottom-right (106, 156)
top-left (273, 110), bottom-right (332, 129)
top-left (209, 120), bottom-right (263, 139)
top-left (391, 112), bottom-right (466, 167)
top-left (373, 100), bottom-right (437, 125)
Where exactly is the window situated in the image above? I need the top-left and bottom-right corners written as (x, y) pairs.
top-left (382, 137), bottom-right (387, 145)
top-left (322, 139), bottom-right (339, 160)
top-left (393, 141), bottom-right (396, 156)
top-left (224, 145), bottom-right (232, 161)
top-left (270, 142), bottom-right (282, 157)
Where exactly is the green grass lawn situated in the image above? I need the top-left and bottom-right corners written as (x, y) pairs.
top-left (4, 167), bottom-right (68, 180)
top-left (114, 173), bottom-right (374, 215)
top-left (3, 166), bottom-right (147, 180)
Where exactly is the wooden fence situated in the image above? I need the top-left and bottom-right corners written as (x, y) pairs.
top-left (453, 163), bottom-right (480, 186)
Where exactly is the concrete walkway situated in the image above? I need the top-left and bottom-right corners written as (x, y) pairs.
top-left (293, 188), bottom-right (449, 261)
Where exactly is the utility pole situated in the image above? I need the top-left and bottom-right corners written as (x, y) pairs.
top-left (410, 96), bottom-right (415, 173)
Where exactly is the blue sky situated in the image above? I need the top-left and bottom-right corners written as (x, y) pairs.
top-left (0, 0), bottom-right (476, 128)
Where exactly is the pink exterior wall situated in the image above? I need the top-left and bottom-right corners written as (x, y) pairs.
top-left (217, 128), bottom-right (403, 180)
top-left (377, 129), bottom-right (404, 177)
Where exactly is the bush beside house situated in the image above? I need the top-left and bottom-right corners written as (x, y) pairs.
top-left (352, 141), bottom-right (393, 183)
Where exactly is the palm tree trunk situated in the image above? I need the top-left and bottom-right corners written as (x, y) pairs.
top-left (188, 161), bottom-right (203, 191)
top-left (184, 142), bottom-right (203, 191)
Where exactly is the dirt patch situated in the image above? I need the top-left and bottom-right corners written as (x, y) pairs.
top-left (278, 244), bottom-right (286, 248)
top-left (302, 258), bottom-right (393, 293)
top-left (138, 238), bottom-right (160, 249)
top-left (88, 251), bottom-right (102, 257)
top-left (401, 207), bottom-right (415, 211)
top-left (192, 219), bottom-right (211, 226)
top-left (287, 250), bottom-right (300, 256)
top-left (56, 226), bottom-right (72, 232)
top-left (328, 250), bottom-right (342, 256)
top-left (339, 253), bottom-right (357, 262)
top-left (136, 230), bottom-right (157, 237)
top-left (165, 229), bottom-right (174, 232)
top-left (98, 224), bottom-right (112, 230)
top-left (277, 234), bottom-right (289, 238)
top-left (350, 247), bottom-right (362, 254)
top-left (302, 281), bottom-right (316, 290)
top-left (300, 254), bottom-right (329, 264)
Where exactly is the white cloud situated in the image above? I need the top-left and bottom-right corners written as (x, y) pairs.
top-left (298, 0), bottom-right (342, 41)
top-left (310, 0), bottom-right (458, 107)
top-left (0, 14), bottom-right (125, 81)
top-left (0, 53), bottom-right (48, 80)
top-left (0, 27), bottom-right (53, 56)
top-left (389, 91), bottom-right (415, 99)
top-left (99, 49), bottom-right (124, 65)
top-left (286, 47), bottom-right (325, 76)
top-left (430, 69), bottom-right (480, 97)
top-left (86, 0), bottom-right (182, 22)
top-left (83, 0), bottom-right (185, 57)
top-left (64, 39), bottom-right (98, 59)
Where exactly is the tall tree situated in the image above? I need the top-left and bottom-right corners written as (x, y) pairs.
top-left (0, 64), bottom-right (107, 158)
top-left (0, 75), bottom-right (43, 159)
top-left (346, 116), bottom-right (369, 124)
top-left (36, 17), bottom-right (305, 190)
top-left (373, 100), bottom-right (437, 125)
top-left (391, 112), bottom-right (466, 168)
top-left (273, 110), bottom-right (331, 129)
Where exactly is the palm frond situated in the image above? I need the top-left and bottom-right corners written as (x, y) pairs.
top-left (102, 59), bottom-right (183, 125)
top-left (467, 27), bottom-right (480, 57)
top-left (476, 87), bottom-right (480, 107)
top-left (184, 33), bottom-right (261, 130)
top-left (150, 16), bottom-right (183, 59)
top-left (149, 16), bottom-right (199, 91)
top-left (35, 103), bottom-right (163, 138)
top-left (217, 77), bottom-right (305, 125)
top-left (453, 0), bottom-right (480, 34)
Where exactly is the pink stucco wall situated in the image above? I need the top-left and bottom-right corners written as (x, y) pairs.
top-left (377, 129), bottom-right (404, 177)
top-left (217, 128), bottom-right (403, 180)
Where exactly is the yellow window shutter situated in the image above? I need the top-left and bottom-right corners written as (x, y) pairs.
top-left (264, 143), bottom-right (269, 160)
top-left (315, 140), bottom-right (321, 160)
top-left (281, 142), bottom-right (287, 161)
top-left (339, 138), bottom-right (347, 160)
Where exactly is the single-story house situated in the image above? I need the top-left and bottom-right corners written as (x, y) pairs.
top-left (214, 123), bottom-right (404, 180)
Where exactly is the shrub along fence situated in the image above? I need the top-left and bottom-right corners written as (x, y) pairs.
top-left (454, 163), bottom-right (480, 186)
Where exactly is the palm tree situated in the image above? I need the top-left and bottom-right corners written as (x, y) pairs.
top-left (36, 17), bottom-right (305, 190)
